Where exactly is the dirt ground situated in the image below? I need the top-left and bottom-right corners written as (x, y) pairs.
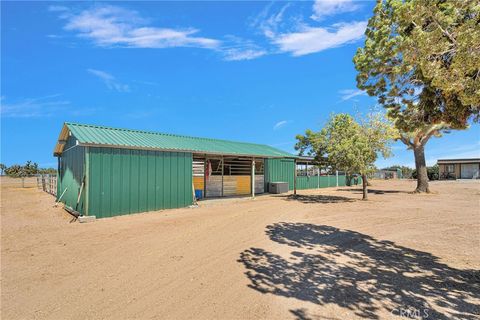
top-left (1, 177), bottom-right (479, 320)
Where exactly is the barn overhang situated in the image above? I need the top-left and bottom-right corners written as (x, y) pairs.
top-left (53, 123), bottom-right (70, 157)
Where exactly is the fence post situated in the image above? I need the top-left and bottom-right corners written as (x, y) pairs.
top-left (336, 170), bottom-right (339, 187)
top-left (317, 167), bottom-right (320, 189)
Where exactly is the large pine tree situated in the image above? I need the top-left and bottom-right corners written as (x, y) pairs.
top-left (354, 0), bottom-right (479, 192)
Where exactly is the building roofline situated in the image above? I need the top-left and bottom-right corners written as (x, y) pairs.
top-left (54, 122), bottom-right (298, 158)
top-left (64, 122), bottom-right (283, 150)
top-left (437, 158), bottom-right (480, 162)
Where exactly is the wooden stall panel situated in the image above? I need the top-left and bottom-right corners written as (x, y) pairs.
top-left (255, 175), bottom-right (264, 194)
top-left (236, 176), bottom-right (251, 195)
top-left (206, 176), bottom-right (222, 197)
top-left (223, 176), bottom-right (237, 196)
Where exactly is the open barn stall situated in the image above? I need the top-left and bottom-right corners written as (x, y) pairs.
top-left (193, 155), bottom-right (264, 199)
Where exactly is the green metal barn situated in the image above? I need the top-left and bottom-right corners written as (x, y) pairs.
top-left (54, 122), bottom-right (351, 218)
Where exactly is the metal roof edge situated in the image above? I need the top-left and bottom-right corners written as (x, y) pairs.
top-left (79, 143), bottom-right (298, 159)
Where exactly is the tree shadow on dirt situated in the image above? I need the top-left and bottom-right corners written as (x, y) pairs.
top-left (238, 223), bottom-right (479, 319)
top-left (279, 194), bottom-right (355, 204)
top-left (290, 308), bottom-right (342, 320)
top-left (336, 188), bottom-right (408, 195)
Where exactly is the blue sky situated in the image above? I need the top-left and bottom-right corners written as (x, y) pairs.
top-left (2, 1), bottom-right (479, 169)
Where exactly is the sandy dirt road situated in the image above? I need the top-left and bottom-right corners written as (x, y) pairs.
top-left (1, 178), bottom-right (479, 319)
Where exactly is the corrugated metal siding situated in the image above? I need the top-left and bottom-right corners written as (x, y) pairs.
top-left (296, 176), bottom-right (318, 189)
top-left (87, 147), bottom-right (193, 218)
top-left (57, 135), bottom-right (85, 214)
top-left (296, 175), bottom-right (340, 190)
top-left (265, 158), bottom-right (295, 190)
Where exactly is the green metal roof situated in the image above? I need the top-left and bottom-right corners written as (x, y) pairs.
top-left (54, 122), bottom-right (296, 158)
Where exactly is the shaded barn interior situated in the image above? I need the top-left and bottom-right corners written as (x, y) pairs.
top-left (192, 156), bottom-right (264, 198)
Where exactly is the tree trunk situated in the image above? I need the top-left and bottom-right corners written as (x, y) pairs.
top-left (361, 174), bottom-right (368, 200)
top-left (413, 145), bottom-right (430, 193)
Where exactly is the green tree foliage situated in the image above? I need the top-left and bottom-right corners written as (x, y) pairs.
top-left (295, 112), bottom-right (395, 200)
top-left (4, 165), bottom-right (26, 177)
top-left (354, 0), bottom-right (479, 193)
top-left (23, 161), bottom-right (39, 175)
top-left (38, 168), bottom-right (57, 175)
top-left (4, 161), bottom-right (42, 177)
top-left (400, 0), bottom-right (480, 108)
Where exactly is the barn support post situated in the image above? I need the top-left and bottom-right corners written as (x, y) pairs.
top-left (56, 156), bottom-right (61, 199)
top-left (294, 159), bottom-right (297, 195)
top-left (203, 154), bottom-right (207, 198)
top-left (84, 146), bottom-right (90, 216)
top-left (221, 156), bottom-right (224, 197)
top-left (251, 159), bottom-right (255, 198)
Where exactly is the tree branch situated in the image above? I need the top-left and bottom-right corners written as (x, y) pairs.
top-left (399, 134), bottom-right (414, 148)
top-left (430, 15), bottom-right (457, 45)
top-left (420, 122), bottom-right (448, 146)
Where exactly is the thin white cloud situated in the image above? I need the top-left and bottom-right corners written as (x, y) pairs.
top-left (51, 3), bottom-right (366, 61)
top-left (1, 94), bottom-right (70, 118)
top-left (48, 5), bottom-right (69, 12)
top-left (311, 0), bottom-right (360, 21)
top-left (248, 1), bottom-right (366, 57)
top-left (57, 5), bottom-right (220, 50)
top-left (250, 3), bottom-right (292, 39)
top-left (273, 21), bottom-right (367, 56)
top-left (222, 36), bottom-right (267, 61)
top-left (339, 88), bottom-right (367, 101)
top-left (223, 48), bottom-right (267, 61)
top-left (273, 120), bottom-right (289, 130)
top-left (87, 69), bottom-right (130, 92)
